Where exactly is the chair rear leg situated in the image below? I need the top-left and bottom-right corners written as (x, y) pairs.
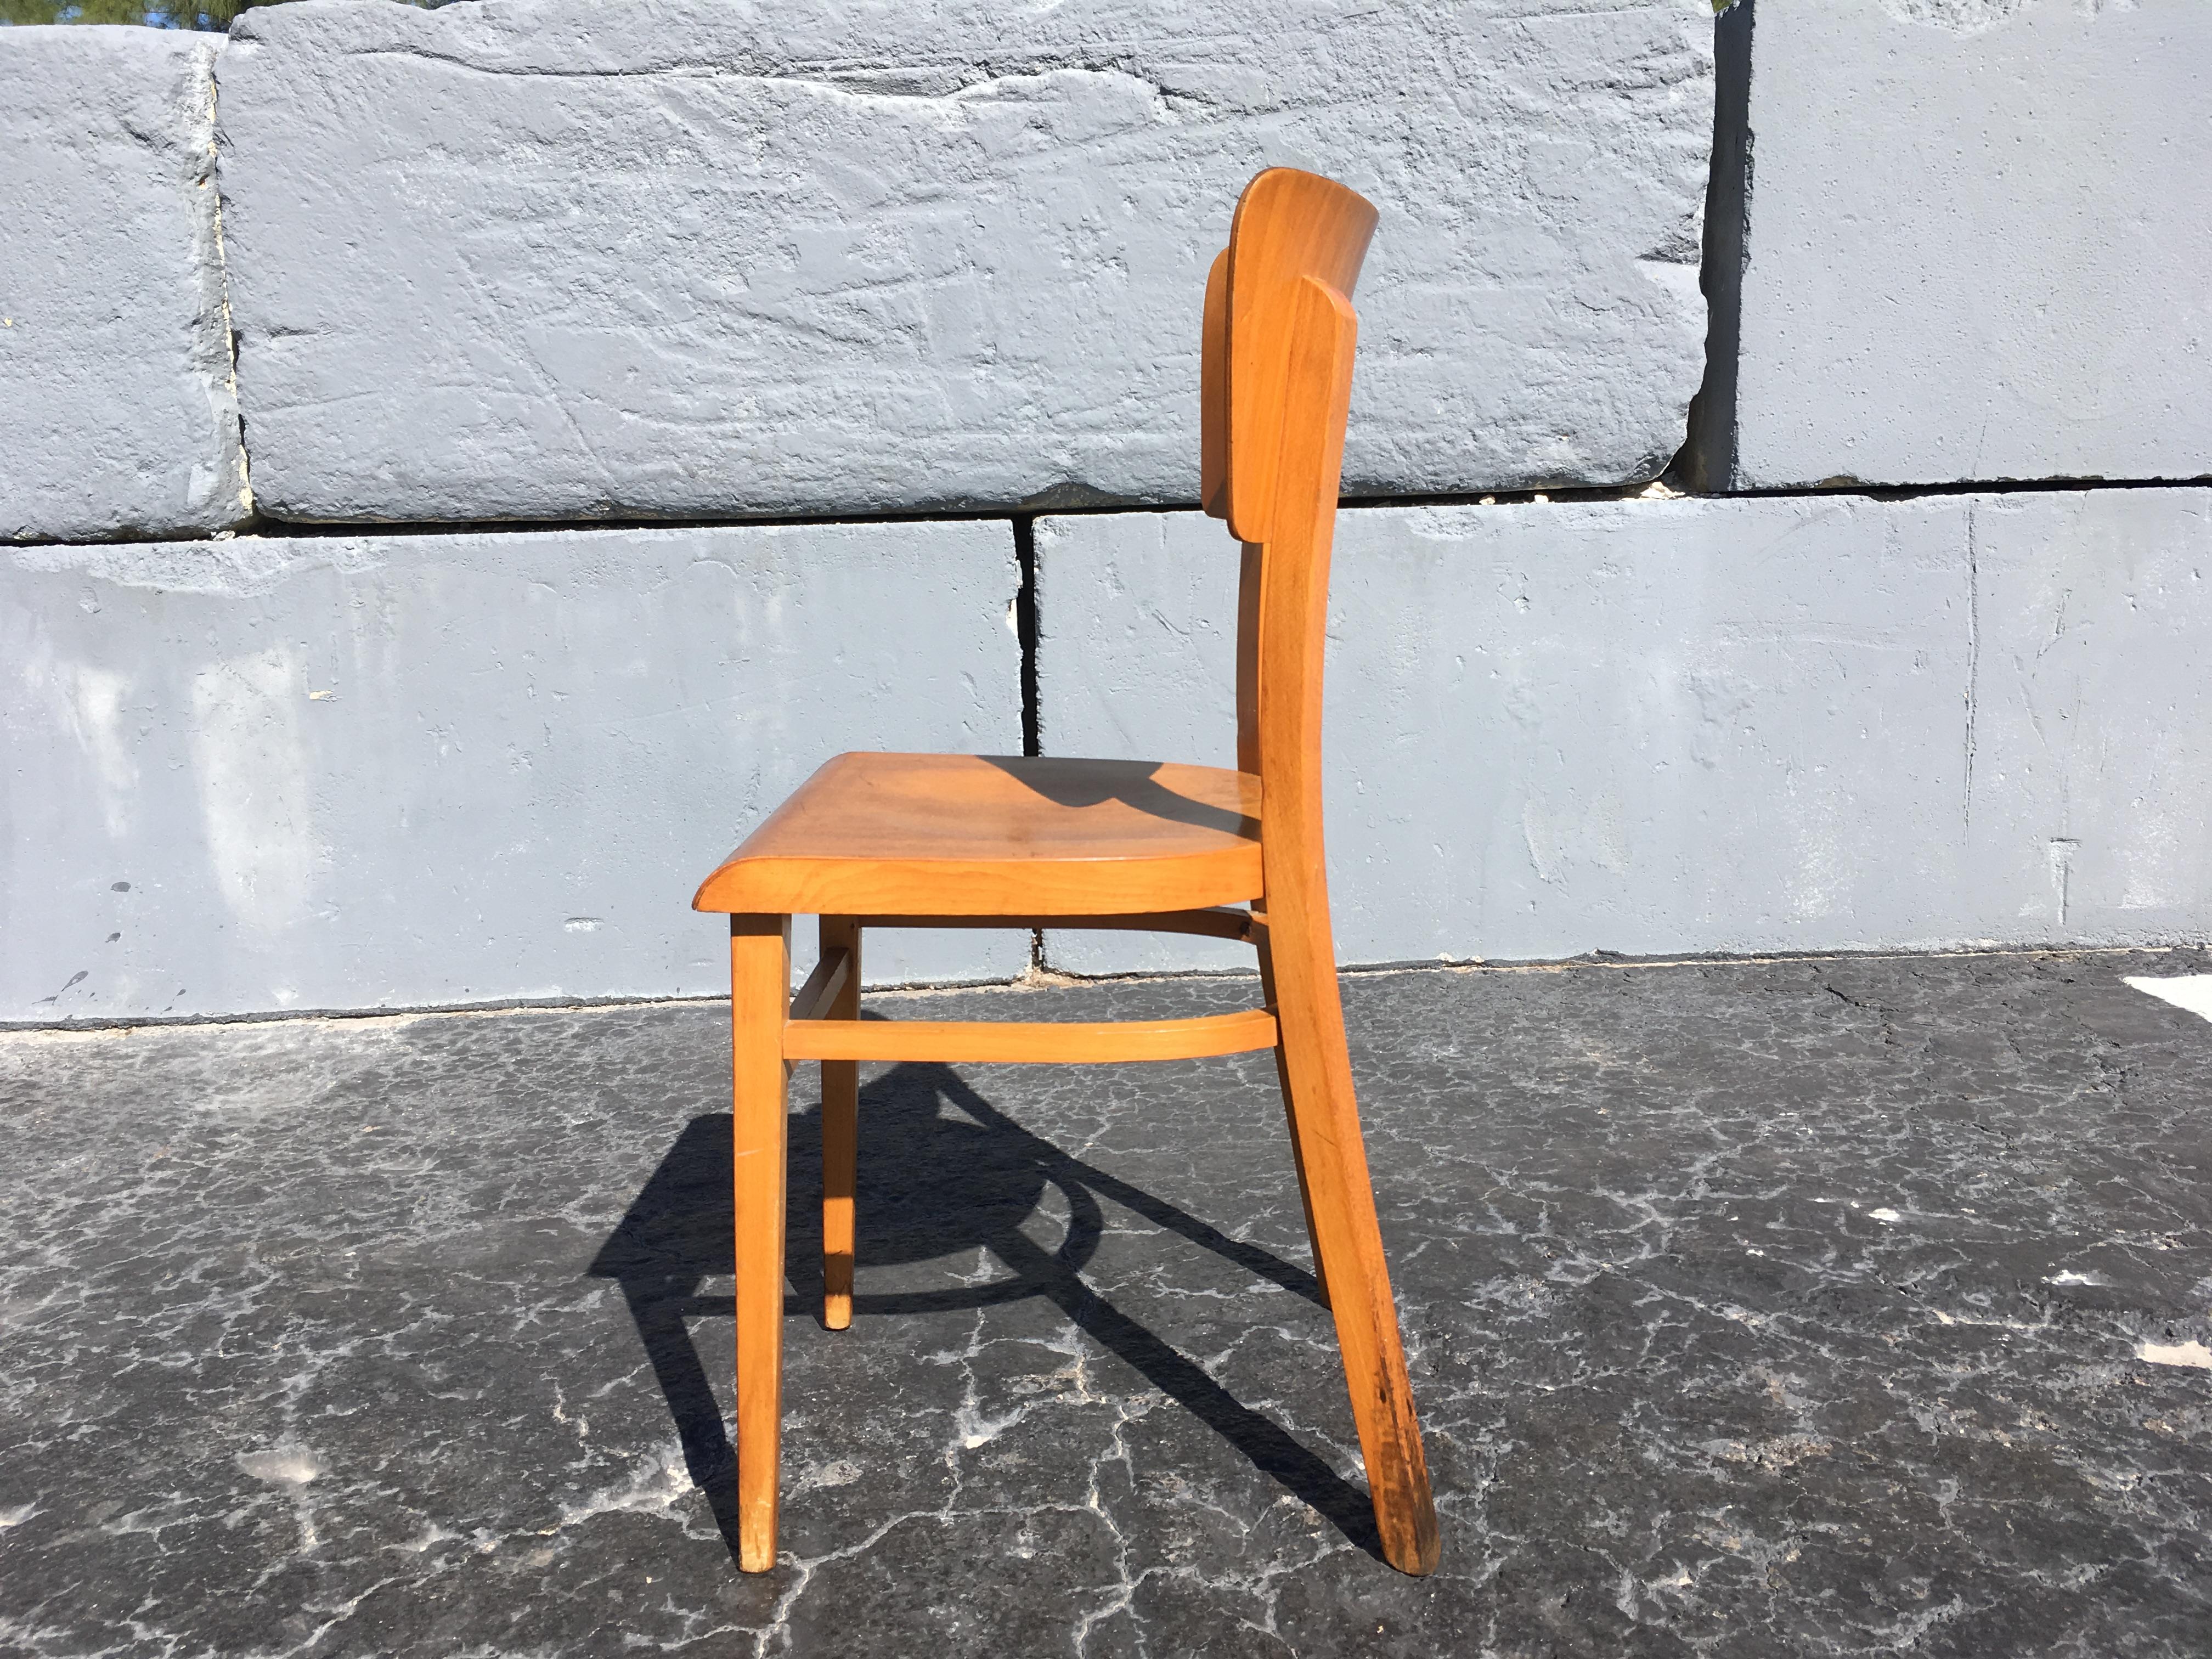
top-left (730, 914), bottom-right (792, 1573)
top-left (1256, 921), bottom-right (1329, 1309)
top-left (819, 916), bottom-right (861, 1330)
top-left (1266, 905), bottom-right (1441, 1576)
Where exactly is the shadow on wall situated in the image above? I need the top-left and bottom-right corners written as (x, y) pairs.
top-left (585, 1058), bottom-right (1372, 1567)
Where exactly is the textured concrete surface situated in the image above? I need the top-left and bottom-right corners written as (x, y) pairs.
top-left (3, 950), bottom-right (2210, 1655)
top-left (213, 0), bottom-right (1715, 525)
top-left (1703, 0), bottom-right (2212, 491)
top-left (1034, 491), bottom-right (2212, 975)
top-left (1, 522), bottom-right (1023, 1022)
top-left (0, 27), bottom-right (250, 544)
top-left (1964, 488), bottom-right (2212, 943)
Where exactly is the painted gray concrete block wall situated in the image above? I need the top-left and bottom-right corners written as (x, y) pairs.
top-left (1, 521), bottom-right (1023, 1023)
top-left (1966, 489), bottom-right (2212, 941)
top-left (0, 27), bottom-right (250, 544)
top-left (1035, 493), bottom-right (2212, 974)
top-left (1704, 0), bottom-right (2212, 492)
top-left (213, 0), bottom-right (1716, 526)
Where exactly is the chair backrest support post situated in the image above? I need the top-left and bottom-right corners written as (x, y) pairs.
top-left (1199, 168), bottom-right (1378, 902)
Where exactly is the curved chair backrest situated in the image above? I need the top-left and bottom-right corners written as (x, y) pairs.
top-left (1197, 168), bottom-right (1377, 826)
top-left (1205, 168), bottom-right (1377, 545)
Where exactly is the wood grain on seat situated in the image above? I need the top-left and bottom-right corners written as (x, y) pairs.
top-left (692, 752), bottom-right (1263, 917)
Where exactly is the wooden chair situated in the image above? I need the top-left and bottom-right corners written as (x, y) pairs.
top-left (692, 167), bottom-right (1440, 1577)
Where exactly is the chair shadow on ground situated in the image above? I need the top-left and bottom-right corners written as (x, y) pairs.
top-left (585, 1057), bottom-right (1383, 1566)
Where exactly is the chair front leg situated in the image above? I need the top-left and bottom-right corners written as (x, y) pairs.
top-left (729, 913), bottom-right (792, 1573)
top-left (819, 915), bottom-right (862, 1330)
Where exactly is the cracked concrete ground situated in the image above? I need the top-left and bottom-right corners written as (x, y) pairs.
top-left (3, 949), bottom-right (2210, 1656)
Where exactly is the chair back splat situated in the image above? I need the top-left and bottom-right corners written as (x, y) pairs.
top-left (687, 166), bottom-right (1438, 1579)
top-left (1206, 170), bottom-right (1375, 794)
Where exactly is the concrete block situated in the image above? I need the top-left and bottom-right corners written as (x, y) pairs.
top-left (215, 0), bottom-right (1716, 524)
top-left (1965, 489), bottom-right (2212, 942)
top-left (0, 27), bottom-right (250, 543)
top-left (1703, 0), bottom-right (2212, 490)
top-left (2, 520), bottom-right (1023, 1022)
top-left (1037, 494), bottom-right (2212, 972)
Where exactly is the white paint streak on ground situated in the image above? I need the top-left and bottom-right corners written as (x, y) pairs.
top-left (556, 1448), bottom-right (690, 1529)
top-left (238, 1446), bottom-right (324, 1487)
top-left (2135, 1340), bottom-right (2212, 1371)
top-left (2124, 975), bottom-right (2212, 1025)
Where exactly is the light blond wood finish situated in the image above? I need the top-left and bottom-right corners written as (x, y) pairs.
top-left (787, 944), bottom-right (851, 1025)
top-left (695, 754), bottom-right (1262, 917)
top-left (1200, 247), bottom-right (1231, 520)
top-left (1235, 539), bottom-right (1265, 775)
top-left (817, 917), bottom-right (860, 1332)
top-left (1244, 270), bottom-right (1439, 1575)
top-left (690, 167), bottom-right (1437, 1579)
top-left (1254, 912), bottom-right (1329, 1312)
top-left (855, 907), bottom-right (1261, 942)
top-left (784, 1007), bottom-right (1279, 1065)
top-left (1223, 171), bottom-right (1378, 546)
top-left (728, 914), bottom-right (791, 1573)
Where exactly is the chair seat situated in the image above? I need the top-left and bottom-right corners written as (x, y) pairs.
top-left (692, 752), bottom-right (1264, 917)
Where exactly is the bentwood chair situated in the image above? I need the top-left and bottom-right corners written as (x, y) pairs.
top-left (691, 167), bottom-right (1440, 1576)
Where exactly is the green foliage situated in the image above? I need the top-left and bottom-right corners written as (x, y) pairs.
top-left (0, 0), bottom-right (447, 28)
top-left (3, 0), bottom-right (273, 26)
